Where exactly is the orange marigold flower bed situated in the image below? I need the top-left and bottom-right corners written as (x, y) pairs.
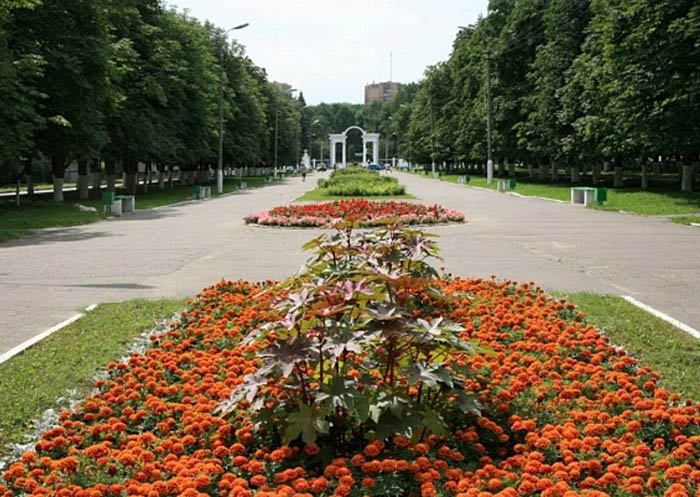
top-left (2, 278), bottom-right (699, 496)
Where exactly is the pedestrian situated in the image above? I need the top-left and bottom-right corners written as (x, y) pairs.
top-left (301, 165), bottom-right (307, 182)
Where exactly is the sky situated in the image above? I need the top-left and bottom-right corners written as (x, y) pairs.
top-left (171, 0), bottom-right (490, 105)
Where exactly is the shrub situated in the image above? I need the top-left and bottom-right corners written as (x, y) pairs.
top-left (218, 223), bottom-right (485, 450)
top-left (320, 169), bottom-right (406, 196)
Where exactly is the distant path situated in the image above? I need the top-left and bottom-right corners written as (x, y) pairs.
top-left (395, 172), bottom-right (700, 332)
top-left (1, 171), bottom-right (699, 356)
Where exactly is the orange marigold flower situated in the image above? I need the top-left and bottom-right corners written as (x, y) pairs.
top-left (361, 477), bottom-right (375, 488)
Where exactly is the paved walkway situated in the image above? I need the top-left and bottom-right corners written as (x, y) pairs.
top-left (395, 172), bottom-right (700, 332)
top-left (1, 172), bottom-right (698, 356)
top-left (0, 178), bottom-right (319, 355)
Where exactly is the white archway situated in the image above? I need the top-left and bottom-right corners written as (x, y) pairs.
top-left (329, 126), bottom-right (380, 169)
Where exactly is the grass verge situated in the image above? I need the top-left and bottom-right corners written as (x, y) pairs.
top-left (0, 177), bottom-right (267, 244)
top-left (0, 298), bottom-right (185, 456)
top-left (669, 216), bottom-right (700, 226)
top-left (410, 171), bottom-right (700, 216)
top-left (295, 187), bottom-right (415, 202)
top-left (562, 292), bottom-right (700, 401)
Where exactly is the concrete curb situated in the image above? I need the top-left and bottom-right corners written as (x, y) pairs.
top-left (0, 304), bottom-right (96, 366)
top-left (622, 295), bottom-right (700, 339)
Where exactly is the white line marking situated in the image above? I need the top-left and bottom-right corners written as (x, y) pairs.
top-left (622, 295), bottom-right (700, 339)
top-left (507, 192), bottom-right (567, 203)
top-left (85, 304), bottom-right (98, 312)
top-left (0, 313), bottom-right (85, 365)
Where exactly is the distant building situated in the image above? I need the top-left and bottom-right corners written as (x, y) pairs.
top-left (274, 81), bottom-right (294, 94)
top-left (364, 81), bottom-right (404, 104)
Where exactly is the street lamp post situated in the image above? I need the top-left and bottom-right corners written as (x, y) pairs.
top-left (274, 88), bottom-right (297, 178)
top-left (217, 23), bottom-right (249, 194)
top-left (310, 119), bottom-right (320, 167)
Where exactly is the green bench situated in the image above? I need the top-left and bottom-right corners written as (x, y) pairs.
top-left (497, 178), bottom-right (516, 192)
top-left (193, 185), bottom-right (211, 199)
top-left (571, 186), bottom-right (606, 206)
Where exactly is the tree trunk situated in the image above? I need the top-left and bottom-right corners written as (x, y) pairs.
top-left (508, 160), bottom-right (515, 177)
top-left (571, 165), bottom-right (580, 184)
top-left (77, 159), bottom-right (90, 200)
top-left (15, 180), bottom-right (21, 207)
top-left (681, 165), bottom-right (693, 192)
top-left (527, 164), bottom-right (534, 178)
top-left (105, 158), bottom-right (116, 193)
top-left (52, 176), bottom-right (64, 202)
top-left (641, 163), bottom-right (648, 190)
top-left (90, 159), bottom-right (103, 199)
top-left (24, 157), bottom-right (34, 196)
top-left (614, 167), bottom-right (623, 187)
top-left (539, 163), bottom-right (547, 181)
top-left (158, 166), bottom-right (166, 189)
top-left (550, 162), bottom-right (558, 182)
top-left (603, 161), bottom-right (610, 173)
top-left (123, 160), bottom-right (138, 194)
top-left (51, 156), bottom-right (66, 202)
top-left (498, 160), bottom-right (505, 177)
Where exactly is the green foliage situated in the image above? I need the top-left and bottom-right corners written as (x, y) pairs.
top-left (1, 0), bottom-right (301, 198)
top-left (218, 224), bottom-right (484, 450)
top-left (317, 169), bottom-right (406, 196)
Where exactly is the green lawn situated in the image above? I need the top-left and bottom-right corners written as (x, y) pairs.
top-left (670, 216), bottom-right (700, 226)
top-left (411, 171), bottom-right (700, 217)
top-left (561, 292), bottom-right (700, 401)
top-left (295, 187), bottom-right (415, 202)
top-left (0, 298), bottom-right (185, 456)
top-left (0, 177), bottom-right (267, 243)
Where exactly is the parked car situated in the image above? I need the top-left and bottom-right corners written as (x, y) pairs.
top-left (367, 163), bottom-right (384, 171)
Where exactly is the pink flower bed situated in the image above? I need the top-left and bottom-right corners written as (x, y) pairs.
top-left (245, 199), bottom-right (466, 227)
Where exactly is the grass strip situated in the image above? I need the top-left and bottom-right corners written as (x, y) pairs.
top-left (411, 171), bottom-right (700, 217)
top-left (0, 177), bottom-right (267, 244)
top-left (669, 215), bottom-right (700, 226)
top-left (0, 298), bottom-right (185, 456)
top-left (561, 292), bottom-right (700, 401)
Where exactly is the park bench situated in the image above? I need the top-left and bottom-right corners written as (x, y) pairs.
top-left (497, 178), bottom-right (516, 192)
top-left (193, 185), bottom-right (211, 200)
top-left (457, 175), bottom-right (471, 185)
top-left (571, 186), bottom-right (606, 206)
top-left (115, 195), bottom-right (135, 213)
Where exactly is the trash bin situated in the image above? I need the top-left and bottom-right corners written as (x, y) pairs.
top-left (595, 187), bottom-right (607, 202)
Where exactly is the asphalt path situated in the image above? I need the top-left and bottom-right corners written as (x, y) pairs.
top-left (1, 172), bottom-right (698, 356)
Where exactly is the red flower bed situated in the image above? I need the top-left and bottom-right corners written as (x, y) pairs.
top-left (3, 277), bottom-right (699, 496)
top-left (245, 199), bottom-right (465, 227)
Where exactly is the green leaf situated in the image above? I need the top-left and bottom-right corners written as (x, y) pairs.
top-left (355, 396), bottom-right (370, 423)
top-left (283, 404), bottom-right (322, 445)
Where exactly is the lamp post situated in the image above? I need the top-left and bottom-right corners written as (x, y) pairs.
top-left (459, 25), bottom-right (493, 184)
top-left (217, 22), bottom-right (249, 194)
top-left (274, 88), bottom-right (297, 178)
top-left (310, 119), bottom-right (320, 167)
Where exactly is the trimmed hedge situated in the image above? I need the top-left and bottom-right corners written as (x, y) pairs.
top-left (317, 169), bottom-right (406, 196)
